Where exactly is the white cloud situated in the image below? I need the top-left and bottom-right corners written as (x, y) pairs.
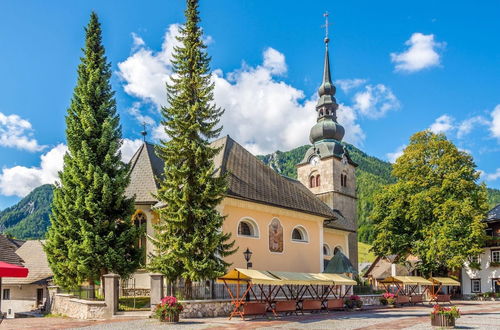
top-left (457, 116), bottom-right (489, 138)
top-left (335, 79), bottom-right (367, 93)
top-left (353, 84), bottom-right (400, 118)
top-left (480, 168), bottom-right (500, 182)
top-left (262, 47), bottom-right (287, 75)
top-left (386, 144), bottom-right (406, 163)
top-left (0, 112), bottom-right (46, 152)
top-left (429, 114), bottom-right (454, 134)
top-left (128, 102), bottom-right (155, 126)
top-left (0, 144), bottom-right (67, 197)
top-left (490, 104), bottom-right (500, 140)
top-left (120, 138), bottom-right (143, 163)
top-left (131, 32), bottom-right (145, 49)
top-left (391, 33), bottom-right (444, 73)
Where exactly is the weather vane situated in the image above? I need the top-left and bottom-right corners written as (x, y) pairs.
top-left (141, 122), bottom-right (147, 142)
top-left (322, 11), bottom-right (330, 44)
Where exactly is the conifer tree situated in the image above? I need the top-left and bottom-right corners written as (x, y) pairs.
top-left (45, 12), bottom-right (141, 291)
top-left (149, 0), bottom-right (236, 297)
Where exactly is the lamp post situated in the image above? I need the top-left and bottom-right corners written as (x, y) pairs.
top-left (243, 248), bottom-right (252, 302)
top-left (243, 248), bottom-right (253, 269)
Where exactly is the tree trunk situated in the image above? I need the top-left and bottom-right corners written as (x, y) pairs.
top-left (185, 278), bottom-right (192, 300)
top-left (89, 277), bottom-right (96, 299)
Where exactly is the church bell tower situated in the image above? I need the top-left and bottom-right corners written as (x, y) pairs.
top-left (296, 20), bottom-right (358, 269)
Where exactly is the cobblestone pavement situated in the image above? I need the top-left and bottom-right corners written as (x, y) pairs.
top-left (1, 300), bottom-right (499, 329)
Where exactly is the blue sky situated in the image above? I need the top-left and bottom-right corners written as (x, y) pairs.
top-left (0, 0), bottom-right (499, 209)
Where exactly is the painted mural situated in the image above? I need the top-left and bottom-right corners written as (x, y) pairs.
top-left (269, 218), bottom-right (283, 253)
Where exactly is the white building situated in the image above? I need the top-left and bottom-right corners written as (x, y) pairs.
top-left (461, 204), bottom-right (500, 296)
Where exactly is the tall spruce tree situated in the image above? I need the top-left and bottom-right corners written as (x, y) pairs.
top-left (149, 0), bottom-right (236, 297)
top-left (45, 12), bottom-right (141, 291)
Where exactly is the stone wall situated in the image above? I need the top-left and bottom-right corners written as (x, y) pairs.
top-left (359, 294), bottom-right (381, 306)
top-left (180, 299), bottom-right (233, 318)
top-left (50, 293), bottom-right (108, 319)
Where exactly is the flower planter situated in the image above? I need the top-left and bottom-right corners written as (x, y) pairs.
top-left (431, 314), bottom-right (455, 328)
top-left (160, 312), bottom-right (180, 323)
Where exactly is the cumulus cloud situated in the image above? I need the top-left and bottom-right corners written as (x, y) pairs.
top-left (118, 25), bottom-right (400, 154)
top-left (391, 33), bottom-right (444, 73)
top-left (120, 138), bottom-right (143, 163)
top-left (0, 112), bottom-right (46, 152)
top-left (335, 79), bottom-right (367, 93)
top-left (457, 116), bottom-right (489, 138)
top-left (0, 144), bottom-right (67, 197)
top-left (386, 144), bottom-right (406, 163)
top-left (429, 114), bottom-right (454, 134)
top-left (352, 84), bottom-right (399, 118)
top-left (490, 104), bottom-right (500, 140)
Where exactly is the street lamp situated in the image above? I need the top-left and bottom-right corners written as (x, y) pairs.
top-left (243, 248), bottom-right (253, 269)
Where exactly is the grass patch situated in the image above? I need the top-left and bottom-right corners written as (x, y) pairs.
top-left (358, 241), bottom-right (376, 264)
top-left (44, 313), bottom-right (67, 318)
top-left (118, 296), bottom-right (150, 311)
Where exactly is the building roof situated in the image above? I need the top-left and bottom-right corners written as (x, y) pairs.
top-left (486, 204), bottom-right (500, 223)
top-left (127, 136), bottom-right (340, 220)
top-left (0, 235), bottom-right (24, 266)
top-left (363, 255), bottom-right (417, 280)
top-left (3, 240), bottom-right (52, 285)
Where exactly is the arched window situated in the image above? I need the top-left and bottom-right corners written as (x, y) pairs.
top-left (310, 175), bottom-right (316, 188)
top-left (323, 244), bottom-right (331, 257)
top-left (237, 218), bottom-right (259, 238)
top-left (340, 173), bottom-right (348, 187)
top-left (133, 210), bottom-right (147, 265)
top-left (291, 226), bottom-right (309, 242)
top-left (315, 175), bottom-right (321, 187)
top-left (333, 246), bottom-right (343, 255)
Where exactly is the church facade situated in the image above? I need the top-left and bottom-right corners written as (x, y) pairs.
top-left (124, 36), bottom-right (358, 288)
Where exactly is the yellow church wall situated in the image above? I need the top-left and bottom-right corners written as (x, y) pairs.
top-left (323, 228), bottom-right (349, 259)
top-left (220, 197), bottom-right (324, 273)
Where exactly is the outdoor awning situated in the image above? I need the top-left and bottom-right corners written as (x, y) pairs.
top-left (379, 276), bottom-right (432, 285)
top-left (314, 273), bottom-right (357, 285)
top-left (0, 261), bottom-right (29, 277)
top-left (217, 269), bottom-right (356, 286)
top-left (429, 277), bottom-right (461, 286)
top-left (268, 271), bottom-right (327, 285)
top-left (217, 268), bottom-right (279, 285)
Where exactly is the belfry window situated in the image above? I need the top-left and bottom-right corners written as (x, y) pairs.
top-left (341, 173), bottom-right (347, 187)
top-left (310, 176), bottom-right (316, 188)
top-left (316, 175), bottom-right (321, 187)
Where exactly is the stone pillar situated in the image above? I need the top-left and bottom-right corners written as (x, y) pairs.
top-left (103, 273), bottom-right (120, 317)
top-left (150, 273), bottom-right (164, 311)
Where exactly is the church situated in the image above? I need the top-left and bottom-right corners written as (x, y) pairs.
top-left (124, 35), bottom-right (358, 288)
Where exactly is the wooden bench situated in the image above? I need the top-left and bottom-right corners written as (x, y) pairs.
top-left (302, 299), bottom-right (323, 313)
top-left (396, 295), bottom-right (410, 305)
top-left (242, 301), bottom-right (267, 317)
top-left (436, 294), bottom-right (451, 304)
top-left (410, 294), bottom-right (423, 305)
top-left (275, 300), bottom-right (297, 315)
top-left (327, 298), bottom-right (344, 310)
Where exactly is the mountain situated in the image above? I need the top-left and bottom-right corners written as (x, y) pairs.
top-left (258, 144), bottom-right (500, 244)
top-left (0, 184), bottom-right (54, 239)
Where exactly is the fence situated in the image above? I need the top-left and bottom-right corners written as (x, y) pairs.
top-left (353, 285), bottom-right (384, 295)
top-left (57, 286), bottom-right (103, 301)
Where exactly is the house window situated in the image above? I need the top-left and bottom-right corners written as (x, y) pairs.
top-left (323, 244), bottom-right (331, 257)
top-left (2, 288), bottom-right (10, 300)
top-left (471, 279), bottom-right (481, 293)
top-left (291, 226), bottom-right (308, 242)
top-left (492, 250), bottom-right (500, 263)
top-left (133, 210), bottom-right (147, 265)
top-left (471, 255), bottom-right (480, 264)
top-left (238, 218), bottom-right (259, 238)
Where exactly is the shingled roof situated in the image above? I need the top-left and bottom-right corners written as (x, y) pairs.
top-left (486, 204), bottom-right (500, 223)
top-left (0, 234), bottom-right (24, 266)
top-left (3, 240), bottom-right (52, 285)
top-left (126, 136), bottom-right (338, 220)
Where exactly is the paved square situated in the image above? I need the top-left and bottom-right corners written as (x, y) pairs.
top-left (2, 300), bottom-right (499, 329)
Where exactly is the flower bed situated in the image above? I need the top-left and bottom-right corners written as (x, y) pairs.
top-left (379, 292), bottom-right (395, 306)
top-left (430, 304), bottom-right (460, 327)
top-left (344, 295), bottom-right (363, 309)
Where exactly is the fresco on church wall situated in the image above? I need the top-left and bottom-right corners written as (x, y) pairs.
top-left (269, 218), bottom-right (283, 253)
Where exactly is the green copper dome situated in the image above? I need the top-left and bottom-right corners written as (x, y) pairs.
top-left (310, 118), bottom-right (345, 144)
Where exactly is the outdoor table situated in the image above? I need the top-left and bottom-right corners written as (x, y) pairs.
top-left (379, 276), bottom-right (432, 306)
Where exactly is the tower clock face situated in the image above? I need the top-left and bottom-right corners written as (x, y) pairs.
top-left (310, 156), bottom-right (320, 166)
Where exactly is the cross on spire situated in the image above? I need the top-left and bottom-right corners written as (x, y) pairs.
top-left (140, 122), bottom-right (147, 142)
top-left (322, 11), bottom-right (330, 44)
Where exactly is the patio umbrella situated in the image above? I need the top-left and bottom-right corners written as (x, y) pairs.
top-left (323, 250), bottom-right (357, 274)
top-left (0, 261), bottom-right (29, 317)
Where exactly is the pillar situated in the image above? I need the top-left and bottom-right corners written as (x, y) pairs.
top-left (103, 273), bottom-right (120, 317)
top-left (150, 273), bottom-right (164, 311)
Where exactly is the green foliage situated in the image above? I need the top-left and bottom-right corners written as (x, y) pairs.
top-left (0, 184), bottom-right (53, 239)
top-left (358, 241), bottom-right (376, 264)
top-left (487, 188), bottom-right (500, 208)
top-left (148, 0), bottom-right (236, 290)
top-left (44, 12), bottom-right (141, 290)
top-left (371, 131), bottom-right (488, 275)
top-left (118, 297), bottom-right (150, 311)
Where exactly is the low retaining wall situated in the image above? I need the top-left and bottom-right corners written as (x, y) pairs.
top-left (180, 299), bottom-right (233, 318)
top-left (359, 294), bottom-right (381, 306)
top-left (51, 293), bottom-right (108, 319)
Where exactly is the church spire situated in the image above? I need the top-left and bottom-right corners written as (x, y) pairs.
top-left (308, 12), bottom-right (344, 145)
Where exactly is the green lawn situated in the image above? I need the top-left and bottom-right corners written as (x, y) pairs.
top-left (358, 241), bottom-right (376, 264)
